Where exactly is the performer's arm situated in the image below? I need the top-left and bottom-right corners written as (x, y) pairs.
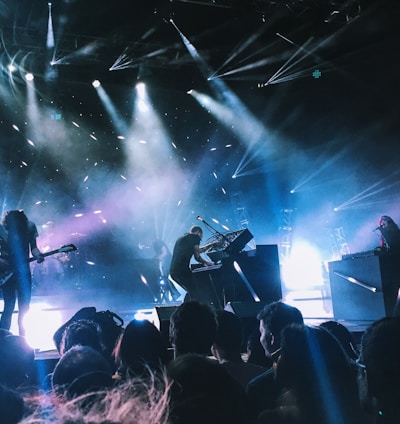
top-left (198, 240), bottom-right (217, 253)
top-left (31, 240), bottom-right (44, 263)
top-left (194, 245), bottom-right (213, 266)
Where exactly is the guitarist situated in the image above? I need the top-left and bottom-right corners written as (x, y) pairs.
top-left (0, 210), bottom-right (44, 336)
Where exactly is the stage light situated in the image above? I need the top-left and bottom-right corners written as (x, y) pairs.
top-left (25, 73), bottom-right (34, 81)
top-left (136, 81), bottom-right (146, 95)
top-left (92, 79), bottom-right (101, 88)
top-left (7, 64), bottom-right (16, 73)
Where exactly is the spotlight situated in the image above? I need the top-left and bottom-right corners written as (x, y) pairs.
top-left (25, 73), bottom-right (34, 81)
top-left (92, 79), bottom-right (101, 88)
top-left (136, 82), bottom-right (146, 95)
top-left (8, 64), bottom-right (16, 73)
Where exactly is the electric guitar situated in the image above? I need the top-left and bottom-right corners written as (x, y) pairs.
top-left (0, 244), bottom-right (77, 287)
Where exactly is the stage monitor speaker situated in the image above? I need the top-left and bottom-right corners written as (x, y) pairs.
top-left (221, 245), bottom-right (282, 304)
top-left (154, 305), bottom-right (179, 348)
top-left (328, 255), bottom-right (400, 322)
top-left (224, 301), bottom-right (267, 351)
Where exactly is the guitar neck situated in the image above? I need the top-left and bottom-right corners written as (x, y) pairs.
top-left (28, 245), bottom-right (76, 263)
top-left (28, 250), bottom-right (57, 263)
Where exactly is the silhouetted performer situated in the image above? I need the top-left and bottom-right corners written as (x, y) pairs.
top-left (170, 226), bottom-right (215, 302)
top-left (376, 215), bottom-right (400, 255)
top-left (33, 220), bottom-right (66, 293)
top-left (152, 239), bottom-right (180, 302)
top-left (0, 210), bottom-right (43, 336)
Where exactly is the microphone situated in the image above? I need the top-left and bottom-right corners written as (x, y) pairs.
top-left (196, 216), bottom-right (205, 223)
top-left (373, 226), bottom-right (382, 232)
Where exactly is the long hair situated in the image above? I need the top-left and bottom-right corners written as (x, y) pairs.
top-left (3, 210), bottom-right (29, 234)
top-left (3, 210), bottom-right (30, 270)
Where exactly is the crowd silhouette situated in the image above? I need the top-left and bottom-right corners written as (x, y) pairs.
top-left (0, 299), bottom-right (399, 423)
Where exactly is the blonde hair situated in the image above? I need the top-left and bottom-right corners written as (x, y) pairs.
top-left (20, 376), bottom-right (170, 424)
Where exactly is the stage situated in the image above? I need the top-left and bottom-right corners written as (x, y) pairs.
top-left (1, 284), bottom-right (372, 355)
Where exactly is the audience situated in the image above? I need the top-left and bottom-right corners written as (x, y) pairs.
top-left (19, 378), bottom-right (170, 424)
top-left (257, 323), bottom-right (364, 424)
top-left (211, 309), bottom-right (266, 387)
top-left (58, 318), bottom-right (106, 357)
top-left (4, 296), bottom-right (399, 424)
top-left (0, 334), bottom-right (35, 389)
top-left (246, 300), bottom-right (304, 418)
top-left (320, 320), bottom-right (360, 361)
top-left (53, 307), bottom-right (124, 365)
top-left (113, 318), bottom-right (170, 380)
top-left (51, 345), bottom-right (114, 398)
top-left (167, 353), bottom-right (250, 424)
top-left (0, 384), bottom-right (25, 424)
top-left (41, 318), bottom-right (112, 391)
top-left (246, 327), bottom-right (273, 369)
top-left (358, 316), bottom-right (400, 423)
top-left (169, 300), bottom-right (217, 358)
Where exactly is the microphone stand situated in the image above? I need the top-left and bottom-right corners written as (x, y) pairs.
top-left (197, 218), bottom-right (232, 249)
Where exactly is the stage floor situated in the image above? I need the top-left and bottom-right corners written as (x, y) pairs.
top-left (1, 286), bottom-right (373, 356)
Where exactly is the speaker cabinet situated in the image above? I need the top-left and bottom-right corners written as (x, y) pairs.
top-left (154, 305), bottom-right (179, 348)
top-left (328, 255), bottom-right (400, 321)
top-left (193, 245), bottom-right (282, 306)
top-left (222, 245), bottom-right (283, 304)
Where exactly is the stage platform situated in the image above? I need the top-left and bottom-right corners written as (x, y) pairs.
top-left (1, 287), bottom-right (375, 353)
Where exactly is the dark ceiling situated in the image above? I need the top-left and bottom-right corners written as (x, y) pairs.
top-left (1, 0), bottom-right (391, 88)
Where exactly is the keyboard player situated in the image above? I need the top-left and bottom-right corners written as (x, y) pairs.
top-left (170, 225), bottom-right (216, 302)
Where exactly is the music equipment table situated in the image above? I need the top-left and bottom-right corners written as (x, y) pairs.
top-left (191, 245), bottom-right (282, 308)
top-left (328, 253), bottom-right (400, 321)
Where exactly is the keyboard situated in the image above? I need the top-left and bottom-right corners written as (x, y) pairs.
top-left (191, 263), bottom-right (223, 273)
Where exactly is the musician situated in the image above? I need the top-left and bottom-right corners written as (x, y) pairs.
top-left (152, 239), bottom-right (180, 302)
top-left (170, 226), bottom-right (215, 302)
top-left (0, 210), bottom-right (44, 336)
top-left (375, 215), bottom-right (400, 255)
top-left (33, 221), bottom-right (66, 293)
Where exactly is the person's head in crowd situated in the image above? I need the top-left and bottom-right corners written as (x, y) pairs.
top-left (246, 327), bottom-right (273, 368)
top-left (169, 301), bottom-right (217, 358)
top-left (0, 334), bottom-right (35, 388)
top-left (320, 320), bottom-right (359, 361)
top-left (113, 318), bottom-right (170, 378)
top-left (358, 316), bottom-right (400, 423)
top-left (0, 384), bottom-right (25, 424)
top-left (212, 309), bottom-right (244, 362)
top-left (51, 345), bottom-right (114, 398)
top-left (257, 301), bottom-right (304, 360)
top-left (167, 353), bottom-right (250, 424)
top-left (261, 323), bottom-right (362, 424)
top-left (58, 318), bottom-right (105, 357)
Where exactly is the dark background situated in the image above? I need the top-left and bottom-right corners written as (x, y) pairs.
top-left (0, 0), bottom-right (398, 298)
